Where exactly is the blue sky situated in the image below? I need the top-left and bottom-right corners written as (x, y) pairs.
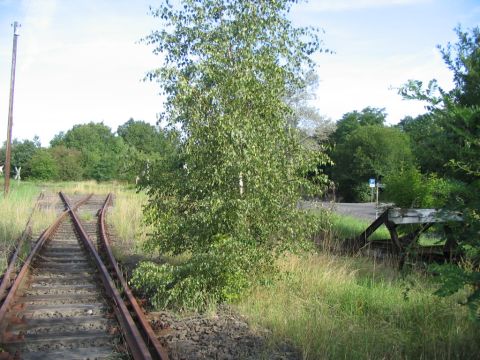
top-left (0, 0), bottom-right (479, 145)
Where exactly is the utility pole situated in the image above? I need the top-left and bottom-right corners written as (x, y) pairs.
top-left (4, 21), bottom-right (20, 197)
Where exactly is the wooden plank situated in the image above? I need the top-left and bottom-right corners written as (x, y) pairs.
top-left (353, 209), bottom-right (389, 248)
top-left (388, 208), bottom-right (462, 225)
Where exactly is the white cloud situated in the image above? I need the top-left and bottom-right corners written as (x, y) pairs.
top-left (19, 0), bottom-right (57, 72)
top-left (313, 47), bottom-right (453, 123)
top-left (21, 0), bottom-right (56, 27)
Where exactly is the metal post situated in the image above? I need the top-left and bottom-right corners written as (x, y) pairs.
top-left (4, 21), bottom-right (20, 197)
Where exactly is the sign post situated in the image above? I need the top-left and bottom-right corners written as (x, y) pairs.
top-left (369, 178), bottom-right (375, 203)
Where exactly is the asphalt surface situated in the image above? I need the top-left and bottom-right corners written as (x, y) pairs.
top-left (300, 201), bottom-right (381, 222)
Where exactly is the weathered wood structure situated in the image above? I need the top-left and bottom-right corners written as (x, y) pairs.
top-left (350, 207), bottom-right (463, 268)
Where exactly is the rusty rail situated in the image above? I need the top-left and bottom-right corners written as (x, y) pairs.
top-left (0, 193), bottom-right (93, 325)
top-left (59, 192), bottom-right (153, 360)
top-left (99, 193), bottom-right (169, 360)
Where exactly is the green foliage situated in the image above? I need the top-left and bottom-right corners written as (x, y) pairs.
top-left (397, 114), bottom-right (451, 175)
top-left (331, 107), bottom-right (387, 145)
top-left (352, 183), bottom-right (374, 203)
top-left (131, 235), bottom-right (271, 310)
top-left (28, 149), bottom-right (59, 180)
top-left (440, 26), bottom-right (480, 107)
top-left (50, 146), bottom-right (84, 181)
top-left (0, 137), bottom-right (41, 178)
top-left (399, 26), bottom-right (480, 314)
top-left (140, 0), bottom-right (329, 309)
top-left (383, 167), bottom-right (463, 208)
top-left (51, 122), bottom-right (125, 181)
top-left (430, 263), bottom-right (480, 316)
top-left (117, 118), bottom-right (166, 154)
top-left (330, 125), bottom-right (414, 202)
top-left (116, 119), bottom-right (180, 182)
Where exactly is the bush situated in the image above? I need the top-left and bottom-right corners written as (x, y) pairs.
top-left (383, 167), bottom-right (463, 208)
top-left (28, 149), bottom-right (59, 180)
top-left (50, 146), bottom-right (84, 180)
top-left (131, 235), bottom-right (272, 310)
top-left (352, 183), bottom-right (374, 203)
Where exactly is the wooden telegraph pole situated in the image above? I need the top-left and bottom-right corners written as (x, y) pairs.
top-left (4, 21), bottom-right (20, 197)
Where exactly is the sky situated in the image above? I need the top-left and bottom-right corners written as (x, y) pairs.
top-left (0, 0), bottom-right (479, 146)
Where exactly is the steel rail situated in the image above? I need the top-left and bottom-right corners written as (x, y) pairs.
top-left (59, 192), bottom-right (153, 360)
top-left (0, 193), bottom-right (93, 327)
top-left (0, 191), bottom-right (44, 301)
top-left (99, 193), bottom-right (170, 360)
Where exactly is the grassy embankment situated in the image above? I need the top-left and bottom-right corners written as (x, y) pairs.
top-left (236, 253), bottom-right (479, 359)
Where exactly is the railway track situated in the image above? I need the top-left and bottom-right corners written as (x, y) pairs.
top-left (0, 192), bottom-right (169, 360)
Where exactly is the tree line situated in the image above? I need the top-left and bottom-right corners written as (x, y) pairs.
top-left (0, 119), bottom-right (178, 183)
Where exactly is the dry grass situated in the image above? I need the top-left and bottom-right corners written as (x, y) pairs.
top-left (0, 180), bottom-right (124, 273)
top-left (0, 182), bottom-right (43, 272)
top-left (40, 180), bottom-right (127, 195)
top-left (107, 188), bottom-right (152, 252)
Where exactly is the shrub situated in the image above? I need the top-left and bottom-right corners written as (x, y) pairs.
top-left (131, 235), bottom-right (272, 310)
top-left (50, 145), bottom-right (84, 180)
top-left (28, 149), bottom-right (59, 180)
top-left (383, 167), bottom-right (463, 208)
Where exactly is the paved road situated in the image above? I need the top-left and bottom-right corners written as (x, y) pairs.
top-left (300, 201), bottom-right (382, 222)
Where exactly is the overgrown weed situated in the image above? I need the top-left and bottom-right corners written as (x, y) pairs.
top-left (0, 182), bottom-right (42, 272)
top-left (235, 252), bottom-right (480, 359)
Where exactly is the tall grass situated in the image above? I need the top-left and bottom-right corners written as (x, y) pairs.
top-left (0, 182), bottom-right (42, 272)
top-left (311, 210), bottom-right (390, 253)
top-left (235, 252), bottom-right (480, 359)
top-left (107, 188), bottom-right (152, 253)
top-left (40, 180), bottom-right (128, 195)
top-left (39, 181), bottom-right (151, 258)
